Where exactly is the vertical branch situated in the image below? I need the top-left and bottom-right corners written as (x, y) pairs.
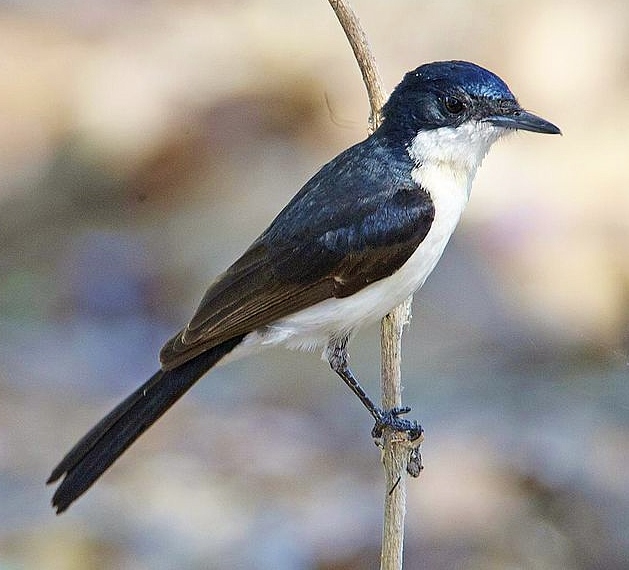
top-left (379, 298), bottom-right (413, 570)
top-left (327, 0), bottom-right (386, 131)
top-left (326, 2), bottom-right (421, 569)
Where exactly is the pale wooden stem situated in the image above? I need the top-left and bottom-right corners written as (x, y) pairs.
top-left (379, 298), bottom-right (412, 569)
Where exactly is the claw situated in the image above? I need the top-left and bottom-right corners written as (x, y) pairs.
top-left (371, 406), bottom-right (423, 440)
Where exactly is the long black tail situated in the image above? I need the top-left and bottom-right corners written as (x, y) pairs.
top-left (47, 335), bottom-right (245, 513)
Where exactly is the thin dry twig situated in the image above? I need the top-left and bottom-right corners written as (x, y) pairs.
top-left (327, 0), bottom-right (386, 132)
top-left (326, 2), bottom-right (422, 569)
top-left (379, 299), bottom-right (423, 569)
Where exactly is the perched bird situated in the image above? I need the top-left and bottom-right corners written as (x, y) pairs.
top-left (48, 60), bottom-right (560, 513)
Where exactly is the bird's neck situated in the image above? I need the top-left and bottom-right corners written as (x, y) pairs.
top-left (406, 122), bottom-right (504, 198)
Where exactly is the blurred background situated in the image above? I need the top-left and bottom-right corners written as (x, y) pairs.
top-left (1, 0), bottom-right (628, 568)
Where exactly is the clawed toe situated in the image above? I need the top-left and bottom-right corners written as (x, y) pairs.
top-left (371, 406), bottom-right (423, 440)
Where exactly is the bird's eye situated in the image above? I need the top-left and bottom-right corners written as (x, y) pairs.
top-left (444, 96), bottom-right (465, 115)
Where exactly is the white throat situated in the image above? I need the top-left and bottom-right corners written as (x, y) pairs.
top-left (407, 121), bottom-right (505, 198)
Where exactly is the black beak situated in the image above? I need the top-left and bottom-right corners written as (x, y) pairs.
top-left (486, 109), bottom-right (561, 135)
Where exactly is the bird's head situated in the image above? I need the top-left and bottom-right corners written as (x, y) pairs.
top-left (379, 60), bottom-right (560, 173)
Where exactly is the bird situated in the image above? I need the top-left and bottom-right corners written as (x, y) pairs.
top-left (47, 60), bottom-right (561, 513)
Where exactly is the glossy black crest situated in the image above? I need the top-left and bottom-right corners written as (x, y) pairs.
top-left (380, 60), bottom-right (519, 138)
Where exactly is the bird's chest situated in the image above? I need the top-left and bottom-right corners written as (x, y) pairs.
top-left (414, 161), bottom-right (471, 234)
top-left (311, 165), bottom-right (470, 330)
top-left (395, 161), bottom-right (471, 286)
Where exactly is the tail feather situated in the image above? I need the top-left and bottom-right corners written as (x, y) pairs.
top-left (48, 335), bottom-right (244, 513)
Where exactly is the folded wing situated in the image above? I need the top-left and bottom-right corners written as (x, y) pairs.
top-left (160, 138), bottom-right (435, 369)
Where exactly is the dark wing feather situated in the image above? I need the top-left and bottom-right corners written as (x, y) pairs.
top-left (160, 137), bottom-right (434, 370)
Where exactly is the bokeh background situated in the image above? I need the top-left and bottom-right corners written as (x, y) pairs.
top-left (1, 1), bottom-right (628, 568)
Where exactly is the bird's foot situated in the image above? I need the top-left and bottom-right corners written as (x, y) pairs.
top-left (371, 406), bottom-right (423, 440)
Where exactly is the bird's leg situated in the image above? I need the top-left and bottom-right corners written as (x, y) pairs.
top-left (326, 335), bottom-right (380, 422)
top-left (326, 336), bottom-right (423, 441)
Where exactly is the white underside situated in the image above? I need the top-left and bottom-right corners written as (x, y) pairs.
top-left (221, 121), bottom-right (504, 364)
